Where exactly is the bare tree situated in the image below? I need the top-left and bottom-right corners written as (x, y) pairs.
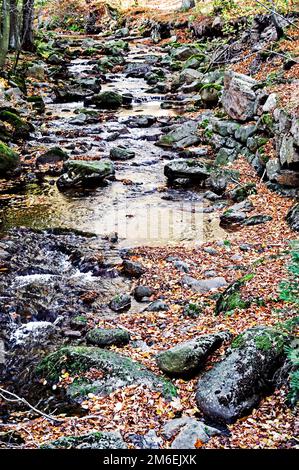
top-left (22, 0), bottom-right (35, 51)
top-left (9, 0), bottom-right (20, 50)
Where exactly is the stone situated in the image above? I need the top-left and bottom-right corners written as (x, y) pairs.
top-left (156, 332), bottom-right (230, 377)
top-left (133, 285), bottom-right (154, 301)
top-left (182, 275), bottom-right (227, 293)
top-left (110, 294), bottom-right (131, 312)
top-left (286, 203), bottom-right (299, 232)
top-left (36, 147), bottom-right (69, 166)
top-left (164, 159), bottom-right (210, 183)
top-left (57, 160), bottom-right (115, 191)
top-left (179, 68), bottom-right (203, 85)
top-left (196, 326), bottom-right (289, 423)
top-left (229, 183), bottom-right (257, 202)
top-left (36, 346), bottom-right (177, 401)
top-left (110, 146), bottom-right (135, 161)
top-left (171, 46), bottom-right (198, 61)
top-left (86, 91), bottom-right (123, 109)
top-left (0, 141), bottom-right (19, 173)
top-left (279, 135), bottom-right (299, 168)
top-left (0, 110), bottom-right (34, 141)
top-left (146, 300), bottom-right (169, 312)
top-left (211, 118), bottom-right (239, 137)
top-left (291, 117), bottom-right (299, 146)
top-left (41, 431), bottom-right (127, 449)
top-left (234, 124), bottom-right (256, 143)
top-left (124, 63), bottom-right (152, 78)
top-left (170, 419), bottom-right (220, 449)
top-left (243, 214), bottom-right (272, 226)
top-left (122, 259), bottom-right (145, 278)
top-left (222, 71), bottom-right (258, 122)
top-left (220, 200), bottom-right (254, 226)
top-left (266, 158), bottom-right (281, 181)
top-left (215, 273), bottom-right (254, 315)
top-left (157, 120), bottom-right (200, 149)
top-left (12, 321), bottom-right (56, 348)
top-left (86, 328), bottom-right (130, 347)
top-left (262, 93), bottom-right (277, 113)
top-left (200, 86), bottom-right (219, 107)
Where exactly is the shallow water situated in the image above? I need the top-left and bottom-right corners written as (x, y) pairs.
top-left (1, 39), bottom-right (227, 248)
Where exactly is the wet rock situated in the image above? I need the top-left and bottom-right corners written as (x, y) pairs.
top-left (133, 285), bottom-right (154, 302)
top-left (57, 160), bottom-right (115, 191)
top-left (36, 147), bottom-right (69, 166)
top-left (163, 417), bottom-right (220, 449)
top-left (11, 321), bottom-right (56, 348)
top-left (86, 328), bottom-right (130, 347)
top-left (196, 326), bottom-right (289, 423)
top-left (0, 110), bottom-right (34, 141)
top-left (110, 294), bottom-right (131, 313)
top-left (110, 146), bottom-right (135, 161)
top-left (156, 331), bottom-right (230, 377)
top-left (243, 214), bottom-right (272, 226)
top-left (124, 63), bottom-right (152, 78)
top-left (54, 83), bottom-right (91, 102)
top-left (0, 141), bottom-right (19, 173)
top-left (36, 346), bottom-right (177, 400)
top-left (124, 115), bottom-right (157, 128)
top-left (122, 259), bottom-right (145, 278)
top-left (164, 159), bottom-right (210, 183)
top-left (222, 71), bottom-right (258, 122)
top-left (69, 113), bottom-right (87, 125)
top-left (41, 432), bottom-right (127, 449)
top-left (182, 275), bottom-right (227, 293)
top-left (157, 120), bottom-right (200, 149)
top-left (206, 175), bottom-right (227, 195)
top-left (86, 91), bottom-right (123, 109)
top-left (286, 203), bottom-right (299, 232)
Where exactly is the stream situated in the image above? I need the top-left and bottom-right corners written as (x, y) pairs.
top-left (1, 38), bottom-right (226, 248)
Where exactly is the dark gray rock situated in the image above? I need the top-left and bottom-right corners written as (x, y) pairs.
top-left (196, 326), bottom-right (289, 423)
top-left (164, 159), bottom-right (210, 183)
top-left (243, 214), bottom-right (272, 226)
top-left (110, 146), bottom-right (135, 161)
top-left (146, 300), bottom-right (169, 312)
top-left (122, 259), bottom-right (146, 278)
top-left (286, 203), bottom-right (299, 232)
top-left (133, 285), bottom-right (154, 301)
top-left (110, 294), bottom-right (131, 312)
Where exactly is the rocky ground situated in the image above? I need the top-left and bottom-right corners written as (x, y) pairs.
top-left (0, 3), bottom-right (298, 450)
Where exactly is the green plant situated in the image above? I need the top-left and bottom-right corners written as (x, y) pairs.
top-left (279, 242), bottom-right (299, 305)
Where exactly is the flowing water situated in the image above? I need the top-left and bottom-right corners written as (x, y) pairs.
top-left (1, 39), bottom-right (226, 248)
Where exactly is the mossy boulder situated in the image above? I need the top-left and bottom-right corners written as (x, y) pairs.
top-left (229, 183), bottom-right (257, 202)
top-left (196, 326), bottom-right (289, 423)
top-left (36, 346), bottom-right (177, 401)
top-left (57, 160), bottom-right (115, 191)
top-left (0, 110), bottom-right (34, 140)
top-left (215, 273), bottom-right (254, 315)
top-left (110, 146), bottom-right (135, 161)
top-left (86, 91), bottom-right (123, 109)
top-left (164, 159), bottom-right (210, 183)
top-left (40, 431), bottom-right (127, 449)
top-left (0, 141), bottom-right (20, 174)
top-left (156, 332), bottom-right (231, 377)
top-left (86, 328), bottom-right (130, 347)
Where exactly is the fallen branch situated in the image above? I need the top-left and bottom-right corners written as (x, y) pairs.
top-left (0, 387), bottom-right (62, 424)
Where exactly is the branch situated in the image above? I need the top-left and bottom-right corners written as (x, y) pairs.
top-left (254, 0), bottom-right (299, 31)
top-left (0, 387), bottom-right (62, 424)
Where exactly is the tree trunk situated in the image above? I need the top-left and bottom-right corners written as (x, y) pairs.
top-left (22, 0), bottom-right (34, 51)
top-left (9, 0), bottom-right (20, 50)
top-left (0, 0), bottom-right (10, 67)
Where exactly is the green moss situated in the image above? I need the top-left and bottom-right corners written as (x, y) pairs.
top-left (231, 333), bottom-right (246, 349)
top-left (215, 273), bottom-right (254, 315)
top-left (254, 330), bottom-right (286, 353)
top-left (0, 110), bottom-right (33, 139)
top-left (0, 140), bottom-right (19, 173)
top-left (183, 302), bottom-right (202, 318)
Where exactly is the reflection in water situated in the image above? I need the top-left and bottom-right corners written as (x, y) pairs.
top-left (1, 40), bottom-right (227, 248)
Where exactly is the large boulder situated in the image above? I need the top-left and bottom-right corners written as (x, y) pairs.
top-left (0, 110), bottom-right (34, 140)
top-left (36, 147), bottom-right (69, 166)
top-left (157, 121), bottom-right (200, 149)
top-left (156, 332), bottom-right (230, 377)
top-left (86, 91), bottom-right (123, 109)
top-left (196, 326), bottom-right (289, 423)
top-left (0, 141), bottom-right (19, 173)
top-left (36, 346), bottom-right (177, 401)
top-left (222, 71), bottom-right (258, 122)
top-left (164, 159), bottom-right (210, 183)
top-left (286, 203), bottom-right (299, 232)
top-left (57, 160), bottom-right (115, 191)
top-left (41, 432), bottom-right (127, 449)
top-left (171, 46), bottom-right (198, 61)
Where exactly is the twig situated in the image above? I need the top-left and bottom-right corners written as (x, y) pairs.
top-left (254, 0), bottom-right (299, 31)
top-left (260, 168), bottom-right (267, 183)
top-left (0, 387), bottom-right (62, 424)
